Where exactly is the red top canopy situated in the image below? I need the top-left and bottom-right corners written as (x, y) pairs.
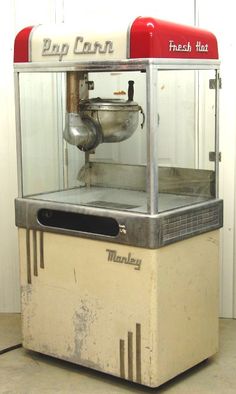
top-left (129, 17), bottom-right (218, 59)
top-left (14, 17), bottom-right (219, 63)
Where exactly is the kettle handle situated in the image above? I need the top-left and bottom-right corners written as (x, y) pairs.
top-left (128, 80), bottom-right (134, 101)
top-left (140, 107), bottom-right (145, 129)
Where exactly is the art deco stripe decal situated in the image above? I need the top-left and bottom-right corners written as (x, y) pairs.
top-left (33, 230), bottom-right (38, 277)
top-left (26, 229), bottom-right (45, 284)
top-left (119, 323), bottom-right (142, 383)
top-left (128, 331), bottom-right (133, 380)
top-left (26, 229), bottom-right (31, 284)
top-left (40, 231), bottom-right (44, 269)
top-left (119, 340), bottom-right (125, 378)
top-left (136, 323), bottom-right (141, 383)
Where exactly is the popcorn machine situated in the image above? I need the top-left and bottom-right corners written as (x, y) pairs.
top-left (14, 17), bottom-right (223, 387)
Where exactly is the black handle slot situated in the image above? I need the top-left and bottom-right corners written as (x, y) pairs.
top-left (37, 209), bottom-right (119, 236)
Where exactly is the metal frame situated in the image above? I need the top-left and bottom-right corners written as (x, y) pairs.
top-left (146, 65), bottom-right (158, 214)
top-left (14, 58), bottom-right (220, 73)
top-left (215, 69), bottom-right (220, 198)
top-left (14, 72), bottom-right (23, 197)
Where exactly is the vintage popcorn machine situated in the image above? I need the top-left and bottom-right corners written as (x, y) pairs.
top-left (14, 16), bottom-right (223, 387)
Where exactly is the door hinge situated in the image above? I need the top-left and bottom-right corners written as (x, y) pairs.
top-left (209, 151), bottom-right (222, 162)
top-left (209, 78), bottom-right (222, 89)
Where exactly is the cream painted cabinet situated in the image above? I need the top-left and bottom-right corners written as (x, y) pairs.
top-left (19, 229), bottom-right (219, 387)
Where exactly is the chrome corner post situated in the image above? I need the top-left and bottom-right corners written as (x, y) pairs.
top-left (215, 68), bottom-right (220, 198)
top-left (14, 71), bottom-right (23, 198)
top-left (146, 63), bottom-right (158, 214)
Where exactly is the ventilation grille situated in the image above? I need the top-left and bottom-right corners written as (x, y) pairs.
top-left (162, 205), bottom-right (221, 244)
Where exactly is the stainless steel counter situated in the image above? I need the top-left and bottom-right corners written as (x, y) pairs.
top-left (28, 187), bottom-right (210, 213)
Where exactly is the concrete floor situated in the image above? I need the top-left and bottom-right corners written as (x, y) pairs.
top-left (0, 315), bottom-right (236, 393)
top-left (0, 314), bottom-right (21, 352)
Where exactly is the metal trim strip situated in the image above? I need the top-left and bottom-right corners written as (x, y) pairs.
top-left (28, 25), bottom-right (40, 62)
top-left (15, 198), bottom-right (223, 249)
top-left (126, 18), bottom-right (135, 59)
top-left (13, 58), bottom-right (220, 72)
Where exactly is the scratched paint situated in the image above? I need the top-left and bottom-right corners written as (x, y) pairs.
top-left (73, 298), bottom-right (98, 358)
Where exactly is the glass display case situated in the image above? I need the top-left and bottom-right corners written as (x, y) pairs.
top-left (15, 64), bottom-right (222, 247)
top-left (14, 17), bottom-right (223, 388)
top-left (19, 68), bottom-right (216, 202)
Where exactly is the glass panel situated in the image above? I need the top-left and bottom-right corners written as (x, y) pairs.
top-left (157, 69), bottom-right (216, 212)
top-left (19, 73), bottom-right (65, 196)
top-left (19, 70), bottom-right (147, 213)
